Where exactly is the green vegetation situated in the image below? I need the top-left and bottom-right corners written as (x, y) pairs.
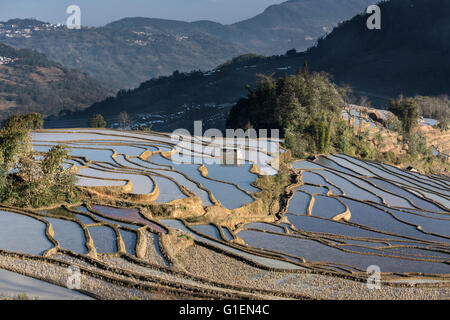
top-left (49, 0), bottom-right (450, 132)
top-left (1, 2), bottom-right (373, 90)
top-left (227, 70), bottom-right (449, 175)
top-left (89, 114), bottom-right (107, 128)
top-left (0, 113), bottom-right (77, 208)
top-left (0, 42), bottom-right (108, 120)
top-left (254, 162), bottom-right (293, 216)
top-left (437, 119), bottom-right (449, 132)
top-left (1, 19), bottom-right (242, 91)
top-left (307, 0), bottom-right (450, 101)
top-left (3, 113), bottom-right (44, 130)
top-left (413, 95), bottom-right (449, 123)
top-left (389, 98), bottom-right (420, 139)
top-left (387, 97), bottom-right (433, 159)
top-left (0, 293), bottom-right (39, 300)
top-left (412, 95), bottom-right (449, 132)
top-left (137, 124), bottom-right (153, 132)
top-left (227, 69), bottom-right (379, 160)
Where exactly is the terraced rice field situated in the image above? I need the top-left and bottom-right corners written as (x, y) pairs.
top-left (285, 154), bottom-right (450, 276)
top-left (0, 128), bottom-right (448, 300)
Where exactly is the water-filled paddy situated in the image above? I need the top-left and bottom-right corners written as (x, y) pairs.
top-left (297, 185), bottom-right (329, 195)
top-left (203, 162), bottom-right (259, 193)
top-left (153, 155), bottom-right (255, 209)
top-left (45, 218), bottom-right (87, 254)
top-left (221, 227), bottom-right (234, 241)
top-left (0, 211), bottom-right (53, 256)
top-left (27, 130), bottom-right (450, 285)
top-left (192, 225), bottom-right (222, 240)
top-left (120, 229), bottom-right (137, 255)
top-left (340, 198), bottom-right (449, 244)
top-left (76, 176), bottom-right (127, 188)
top-left (74, 213), bottom-right (97, 225)
top-left (318, 171), bottom-right (381, 203)
top-left (88, 226), bottom-right (117, 254)
top-left (311, 195), bottom-right (346, 219)
top-left (151, 175), bottom-right (187, 203)
top-left (77, 168), bottom-right (154, 194)
top-left (0, 268), bottom-right (93, 300)
top-left (160, 219), bottom-right (301, 270)
top-left (287, 191), bottom-right (311, 215)
top-left (91, 205), bottom-right (166, 233)
top-left (36, 129), bottom-right (271, 210)
top-left (238, 230), bottom-right (450, 274)
top-left (244, 223), bottom-right (285, 233)
top-left (286, 214), bottom-right (414, 242)
top-left (301, 172), bottom-right (342, 195)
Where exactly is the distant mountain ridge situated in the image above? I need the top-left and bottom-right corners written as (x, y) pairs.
top-left (0, 0), bottom-right (373, 90)
top-left (200, 0), bottom-right (375, 54)
top-left (104, 0), bottom-right (375, 55)
top-left (47, 0), bottom-right (450, 132)
top-left (0, 18), bottom-right (242, 90)
top-left (0, 42), bottom-right (109, 119)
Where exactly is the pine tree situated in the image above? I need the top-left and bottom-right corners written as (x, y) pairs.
top-left (89, 114), bottom-right (106, 128)
top-left (302, 60), bottom-right (309, 77)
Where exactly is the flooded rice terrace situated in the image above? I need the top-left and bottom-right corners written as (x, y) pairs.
top-left (0, 128), bottom-right (449, 299)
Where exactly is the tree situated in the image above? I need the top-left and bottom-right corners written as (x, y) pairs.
top-left (385, 112), bottom-right (402, 132)
top-left (341, 84), bottom-right (355, 105)
top-left (89, 114), bottom-right (106, 128)
top-left (2, 112), bottom-right (43, 130)
top-left (302, 60), bottom-right (309, 77)
top-left (118, 112), bottom-right (130, 129)
top-left (389, 98), bottom-right (420, 138)
top-left (413, 95), bottom-right (449, 121)
top-left (137, 124), bottom-right (153, 132)
top-left (227, 71), bottom-right (345, 157)
top-left (286, 49), bottom-right (297, 56)
top-left (0, 114), bottom-right (34, 172)
top-left (359, 96), bottom-right (369, 107)
top-left (42, 145), bottom-right (69, 176)
top-left (315, 114), bottom-right (332, 153)
top-left (437, 119), bottom-right (449, 132)
top-left (0, 114), bottom-right (77, 208)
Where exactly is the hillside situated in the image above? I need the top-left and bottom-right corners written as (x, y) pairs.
top-left (0, 0), bottom-right (373, 90)
top-left (49, 0), bottom-right (450, 132)
top-left (0, 42), bottom-right (109, 120)
top-left (305, 0), bottom-right (450, 100)
top-left (199, 0), bottom-right (374, 55)
top-left (0, 19), bottom-right (244, 90)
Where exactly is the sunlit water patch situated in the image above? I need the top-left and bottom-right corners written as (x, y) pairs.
top-left (238, 230), bottom-right (450, 274)
top-left (192, 225), bottom-right (222, 240)
top-left (120, 229), bottom-right (137, 255)
top-left (91, 205), bottom-right (166, 233)
top-left (287, 191), bottom-right (311, 215)
top-left (0, 211), bottom-right (53, 256)
top-left (88, 226), bottom-right (117, 254)
top-left (0, 268), bottom-right (93, 300)
top-left (160, 219), bottom-right (301, 270)
top-left (45, 218), bottom-right (87, 254)
top-left (311, 195), bottom-right (346, 219)
top-left (244, 223), bottom-right (285, 233)
top-left (77, 168), bottom-right (154, 194)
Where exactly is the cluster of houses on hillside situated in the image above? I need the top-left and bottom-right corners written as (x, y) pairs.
top-left (0, 56), bottom-right (17, 65)
top-left (0, 22), bottom-right (63, 39)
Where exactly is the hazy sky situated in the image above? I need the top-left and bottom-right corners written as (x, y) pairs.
top-left (0, 0), bottom-right (286, 26)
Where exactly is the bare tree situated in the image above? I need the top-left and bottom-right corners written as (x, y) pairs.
top-left (341, 84), bottom-right (356, 105)
top-left (118, 112), bottom-right (130, 129)
top-left (359, 96), bottom-right (369, 108)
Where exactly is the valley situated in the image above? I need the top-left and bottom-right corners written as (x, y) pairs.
top-left (0, 127), bottom-right (448, 300)
top-left (0, 0), bottom-right (448, 303)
